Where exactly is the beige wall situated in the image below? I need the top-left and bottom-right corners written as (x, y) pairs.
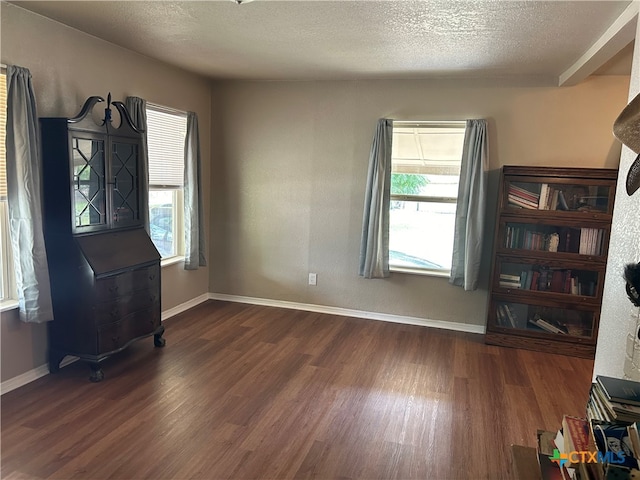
top-left (210, 76), bottom-right (629, 326)
top-left (1, 4), bottom-right (211, 382)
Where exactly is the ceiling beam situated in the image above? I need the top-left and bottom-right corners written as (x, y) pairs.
top-left (559, 1), bottom-right (639, 87)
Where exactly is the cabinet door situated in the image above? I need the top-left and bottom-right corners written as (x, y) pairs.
top-left (71, 134), bottom-right (107, 232)
top-left (489, 297), bottom-right (598, 342)
top-left (109, 138), bottom-right (142, 229)
top-left (503, 177), bottom-right (614, 216)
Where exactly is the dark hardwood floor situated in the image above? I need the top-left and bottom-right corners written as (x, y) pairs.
top-left (1, 300), bottom-right (593, 479)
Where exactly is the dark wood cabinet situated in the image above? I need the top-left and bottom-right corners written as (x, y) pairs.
top-left (485, 166), bottom-right (617, 358)
top-left (41, 96), bottom-right (164, 381)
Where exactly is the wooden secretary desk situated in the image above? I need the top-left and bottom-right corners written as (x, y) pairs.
top-left (40, 95), bottom-right (165, 382)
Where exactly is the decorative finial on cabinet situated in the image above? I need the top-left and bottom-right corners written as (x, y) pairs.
top-left (102, 92), bottom-right (112, 126)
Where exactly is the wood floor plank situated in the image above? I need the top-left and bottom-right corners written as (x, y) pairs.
top-left (1, 300), bottom-right (594, 479)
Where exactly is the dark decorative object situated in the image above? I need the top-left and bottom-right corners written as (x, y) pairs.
top-left (625, 262), bottom-right (640, 307)
top-left (41, 94), bottom-right (164, 382)
top-left (613, 93), bottom-right (640, 195)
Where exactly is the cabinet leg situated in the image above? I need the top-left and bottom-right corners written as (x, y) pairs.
top-left (48, 351), bottom-right (65, 374)
top-left (154, 325), bottom-right (166, 348)
top-left (89, 363), bottom-right (104, 383)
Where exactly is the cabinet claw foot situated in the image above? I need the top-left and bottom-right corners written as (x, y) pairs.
top-left (89, 364), bottom-right (104, 382)
top-left (154, 334), bottom-right (166, 347)
top-left (154, 325), bottom-right (166, 347)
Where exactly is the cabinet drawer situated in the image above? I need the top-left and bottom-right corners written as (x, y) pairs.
top-left (93, 292), bottom-right (160, 325)
top-left (95, 264), bottom-right (160, 299)
top-left (97, 307), bottom-right (161, 354)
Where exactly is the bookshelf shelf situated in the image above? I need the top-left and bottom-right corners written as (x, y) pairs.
top-left (485, 166), bottom-right (618, 359)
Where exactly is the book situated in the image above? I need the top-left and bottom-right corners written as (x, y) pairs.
top-left (500, 273), bottom-right (521, 282)
top-left (562, 415), bottom-right (595, 453)
top-left (508, 194), bottom-right (539, 209)
top-left (500, 304), bottom-right (517, 328)
top-left (550, 270), bottom-right (565, 293)
top-left (597, 376), bottom-right (640, 407)
top-left (538, 183), bottom-right (549, 209)
top-left (629, 423), bottom-right (640, 458)
top-left (530, 315), bottom-right (568, 335)
top-left (509, 184), bottom-right (540, 201)
top-left (557, 190), bottom-right (569, 210)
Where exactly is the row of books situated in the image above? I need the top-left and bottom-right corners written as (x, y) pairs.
top-left (588, 376), bottom-right (640, 424)
top-left (578, 228), bottom-right (605, 256)
top-left (504, 226), bottom-right (605, 256)
top-left (538, 183), bottom-right (570, 211)
top-left (507, 183), bottom-right (570, 211)
top-left (504, 227), bottom-right (551, 251)
top-left (499, 269), bottom-right (597, 296)
top-left (495, 303), bottom-right (520, 329)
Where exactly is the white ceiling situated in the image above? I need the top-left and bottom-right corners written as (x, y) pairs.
top-left (9, 0), bottom-right (638, 85)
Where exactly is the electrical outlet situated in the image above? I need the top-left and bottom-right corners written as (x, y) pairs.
top-left (308, 273), bottom-right (317, 286)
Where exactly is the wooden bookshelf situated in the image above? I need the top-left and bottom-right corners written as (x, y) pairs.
top-left (485, 166), bottom-right (618, 358)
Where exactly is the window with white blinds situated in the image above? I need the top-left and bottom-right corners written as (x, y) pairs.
top-left (146, 104), bottom-right (187, 188)
top-left (389, 121), bottom-right (466, 275)
top-left (145, 103), bottom-right (187, 260)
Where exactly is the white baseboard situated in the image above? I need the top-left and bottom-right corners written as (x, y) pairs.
top-left (208, 292), bottom-right (486, 335)
top-left (0, 356), bottom-right (77, 395)
top-left (1, 293), bottom-right (211, 395)
top-left (162, 293), bottom-right (210, 322)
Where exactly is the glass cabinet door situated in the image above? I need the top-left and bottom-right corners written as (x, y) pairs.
top-left (502, 221), bottom-right (607, 257)
top-left (491, 300), bottom-right (596, 340)
top-left (110, 140), bottom-right (140, 228)
top-left (72, 136), bottom-right (106, 230)
top-left (495, 258), bottom-right (600, 298)
top-left (504, 179), bottom-right (613, 214)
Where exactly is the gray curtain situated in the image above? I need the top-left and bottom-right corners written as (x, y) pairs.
top-left (6, 65), bottom-right (54, 323)
top-left (359, 118), bottom-right (393, 278)
top-left (125, 96), bottom-right (150, 234)
top-left (184, 112), bottom-right (206, 270)
top-left (449, 119), bottom-right (488, 291)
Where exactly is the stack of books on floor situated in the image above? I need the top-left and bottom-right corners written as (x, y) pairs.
top-left (537, 376), bottom-right (640, 479)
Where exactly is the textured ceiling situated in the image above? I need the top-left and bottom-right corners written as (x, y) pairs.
top-left (9, 0), bottom-right (635, 83)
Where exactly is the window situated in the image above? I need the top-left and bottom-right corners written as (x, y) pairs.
top-left (146, 104), bottom-right (187, 260)
top-left (0, 72), bottom-right (16, 303)
top-left (389, 121), bottom-right (466, 275)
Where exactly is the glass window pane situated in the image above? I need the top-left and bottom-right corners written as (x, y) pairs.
top-left (149, 190), bottom-right (176, 258)
top-left (389, 201), bottom-right (456, 271)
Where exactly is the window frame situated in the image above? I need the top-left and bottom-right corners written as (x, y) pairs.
top-left (389, 120), bottom-right (466, 277)
top-left (145, 102), bottom-right (188, 263)
top-left (0, 71), bottom-right (17, 308)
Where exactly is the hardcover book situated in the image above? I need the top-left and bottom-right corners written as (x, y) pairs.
top-left (597, 376), bottom-right (640, 407)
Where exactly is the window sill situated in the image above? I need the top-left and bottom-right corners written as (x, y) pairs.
top-left (0, 299), bottom-right (19, 313)
top-left (390, 266), bottom-right (451, 278)
top-left (161, 255), bottom-right (185, 268)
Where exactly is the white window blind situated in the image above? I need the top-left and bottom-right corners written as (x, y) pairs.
top-left (146, 104), bottom-right (187, 188)
top-left (391, 122), bottom-right (465, 176)
top-left (0, 74), bottom-right (6, 199)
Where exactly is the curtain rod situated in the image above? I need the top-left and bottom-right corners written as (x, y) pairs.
top-left (393, 120), bottom-right (466, 126)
